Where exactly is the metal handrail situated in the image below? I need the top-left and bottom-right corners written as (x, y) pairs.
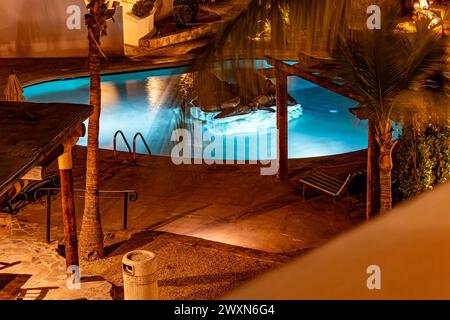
top-left (113, 130), bottom-right (132, 159)
top-left (133, 132), bottom-right (152, 160)
top-left (34, 188), bottom-right (138, 242)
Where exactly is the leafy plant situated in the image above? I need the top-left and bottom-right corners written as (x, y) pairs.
top-left (396, 123), bottom-right (450, 200)
top-left (132, 0), bottom-right (155, 18)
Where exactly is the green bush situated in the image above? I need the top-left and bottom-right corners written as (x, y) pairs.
top-left (132, 0), bottom-right (155, 18)
top-left (395, 123), bottom-right (450, 200)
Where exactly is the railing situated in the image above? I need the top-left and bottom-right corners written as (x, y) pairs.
top-left (113, 130), bottom-right (132, 159)
top-left (133, 132), bottom-right (152, 160)
top-left (34, 188), bottom-right (138, 243)
top-left (113, 130), bottom-right (152, 160)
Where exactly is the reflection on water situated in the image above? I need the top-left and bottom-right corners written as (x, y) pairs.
top-left (24, 64), bottom-right (368, 160)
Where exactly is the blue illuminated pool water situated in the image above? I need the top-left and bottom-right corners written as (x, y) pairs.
top-left (24, 61), bottom-right (367, 160)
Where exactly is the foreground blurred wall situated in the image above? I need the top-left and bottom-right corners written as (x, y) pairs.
top-left (226, 181), bottom-right (450, 299)
top-left (0, 0), bottom-right (124, 58)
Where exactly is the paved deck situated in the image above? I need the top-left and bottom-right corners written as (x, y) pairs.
top-left (0, 222), bottom-right (281, 300)
top-left (18, 147), bottom-right (366, 254)
top-left (0, 236), bottom-right (112, 300)
top-left (2, 148), bottom-right (366, 300)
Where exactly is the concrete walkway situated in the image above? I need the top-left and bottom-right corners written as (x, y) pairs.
top-left (0, 220), bottom-right (284, 300)
top-left (19, 147), bottom-right (366, 254)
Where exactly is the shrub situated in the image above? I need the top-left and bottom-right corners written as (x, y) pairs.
top-left (132, 0), bottom-right (155, 18)
top-left (395, 123), bottom-right (450, 200)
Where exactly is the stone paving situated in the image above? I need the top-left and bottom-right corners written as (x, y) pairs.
top-left (0, 220), bottom-right (112, 300)
top-left (0, 217), bottom-right (285, 300)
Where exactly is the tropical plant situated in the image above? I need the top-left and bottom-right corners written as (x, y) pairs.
top-left (80, 0), bottom-right (116, 261)
top-left (396, 123), bottom-right (450, 199)
top-left (334, 3), bottom-right (447, 213)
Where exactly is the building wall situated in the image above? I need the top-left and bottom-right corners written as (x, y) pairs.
top-left (155, 0), bottom-right (174, 21)
top-left (120, 0), bottom-right (173, 21)
top-left (0, 0), bottom-right (124, 58)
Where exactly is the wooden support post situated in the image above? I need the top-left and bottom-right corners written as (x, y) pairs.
top-left (366, 121), bottom-right (380, 219)
top-left (276, 69), bottom-right (288, 180)
top-left (58, 139), bottom-right (79, 268)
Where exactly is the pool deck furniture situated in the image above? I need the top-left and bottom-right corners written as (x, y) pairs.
top-left (299, 169), bottom-right (366, 220)
top-left (1, 175), bottom-right (60, 215)
top-left (299, 167), bottom-right (401, 220)
top-left (299, 169), bottom-right (365, 198)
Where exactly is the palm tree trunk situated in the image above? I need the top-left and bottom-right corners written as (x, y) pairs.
top-left (379, 165), bottom-right (393, 214)
top-left (79, 21), bottom-right (104, 260)
top-left (376, 124), bottom-right (397, 214)
top-left (366, 120), bottom-right (380, 219)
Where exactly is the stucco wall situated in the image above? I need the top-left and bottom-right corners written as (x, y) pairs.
top-left (0, 0), bottom-right (124, 58)
top-left (155, 0), bottom-right (174, 20)
top-left (120, 0), bottom-right (173, 21)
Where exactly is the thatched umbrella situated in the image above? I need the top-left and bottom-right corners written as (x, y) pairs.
top-left (2, 72), bottom-right (25, 102)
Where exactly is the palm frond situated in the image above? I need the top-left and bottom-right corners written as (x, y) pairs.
top-left (334, 1), bottom-right (447, 125)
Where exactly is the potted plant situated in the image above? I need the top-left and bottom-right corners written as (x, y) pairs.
top-left (124, 0), bottom-right (157, 46)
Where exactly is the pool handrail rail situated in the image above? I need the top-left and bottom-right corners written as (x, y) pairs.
top-left (133, 132), bottom-right (152, 160)
top-left (113, 130), bottom-right (133, 159)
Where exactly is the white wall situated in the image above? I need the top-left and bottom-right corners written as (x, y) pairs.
top-left (0, 0), bottom-right (124, 58)
top-left (155, 0), bottom-right (174, 21)
top-left (120, 0), bottom-right (173, 21)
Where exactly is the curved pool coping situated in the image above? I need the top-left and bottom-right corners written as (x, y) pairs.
top-left (22, 58), bottom-right (196, 89)
top-left (23, 57), bottom-right (368, 161)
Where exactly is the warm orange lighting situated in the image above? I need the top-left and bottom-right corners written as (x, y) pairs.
top-left (415, 0), bottom-right (430, 9)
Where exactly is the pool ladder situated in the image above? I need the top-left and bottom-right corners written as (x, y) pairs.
top-left (113, 130), bottom-right (152, 160)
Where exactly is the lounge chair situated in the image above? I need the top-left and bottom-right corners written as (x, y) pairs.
top-left (0, 175), bottom-right (60, 214)
top-left (299, 169), bottom-right (366, 200)
top-left (299, 167), bottom-right (401, 220)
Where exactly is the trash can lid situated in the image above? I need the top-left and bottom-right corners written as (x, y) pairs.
top-left (123, 250), bottom-right (155, 263)
top-left (127, 251), bottom-right (155, 261)
top-left (122, 250), bottom-right (157, 274)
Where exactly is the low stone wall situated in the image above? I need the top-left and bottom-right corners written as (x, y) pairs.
top-left (140, 22), bottom-right (222, 49)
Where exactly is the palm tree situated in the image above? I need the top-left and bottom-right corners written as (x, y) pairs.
top-left (191, 0), bottom-right (446, 214)
top-left (335, 4), bottom-right (447, 213)
top-left (79, 0), bottom-right (116, 260)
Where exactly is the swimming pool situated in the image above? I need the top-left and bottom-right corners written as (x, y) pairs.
top-left (24, 62), bottom-right (368, 160)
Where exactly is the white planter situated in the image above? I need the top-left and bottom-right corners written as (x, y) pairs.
top-left (124, 7), bottom-right (156, 46)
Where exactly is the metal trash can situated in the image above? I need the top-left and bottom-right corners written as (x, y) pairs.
top-left (122, 250), bottom-right (158, 300)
